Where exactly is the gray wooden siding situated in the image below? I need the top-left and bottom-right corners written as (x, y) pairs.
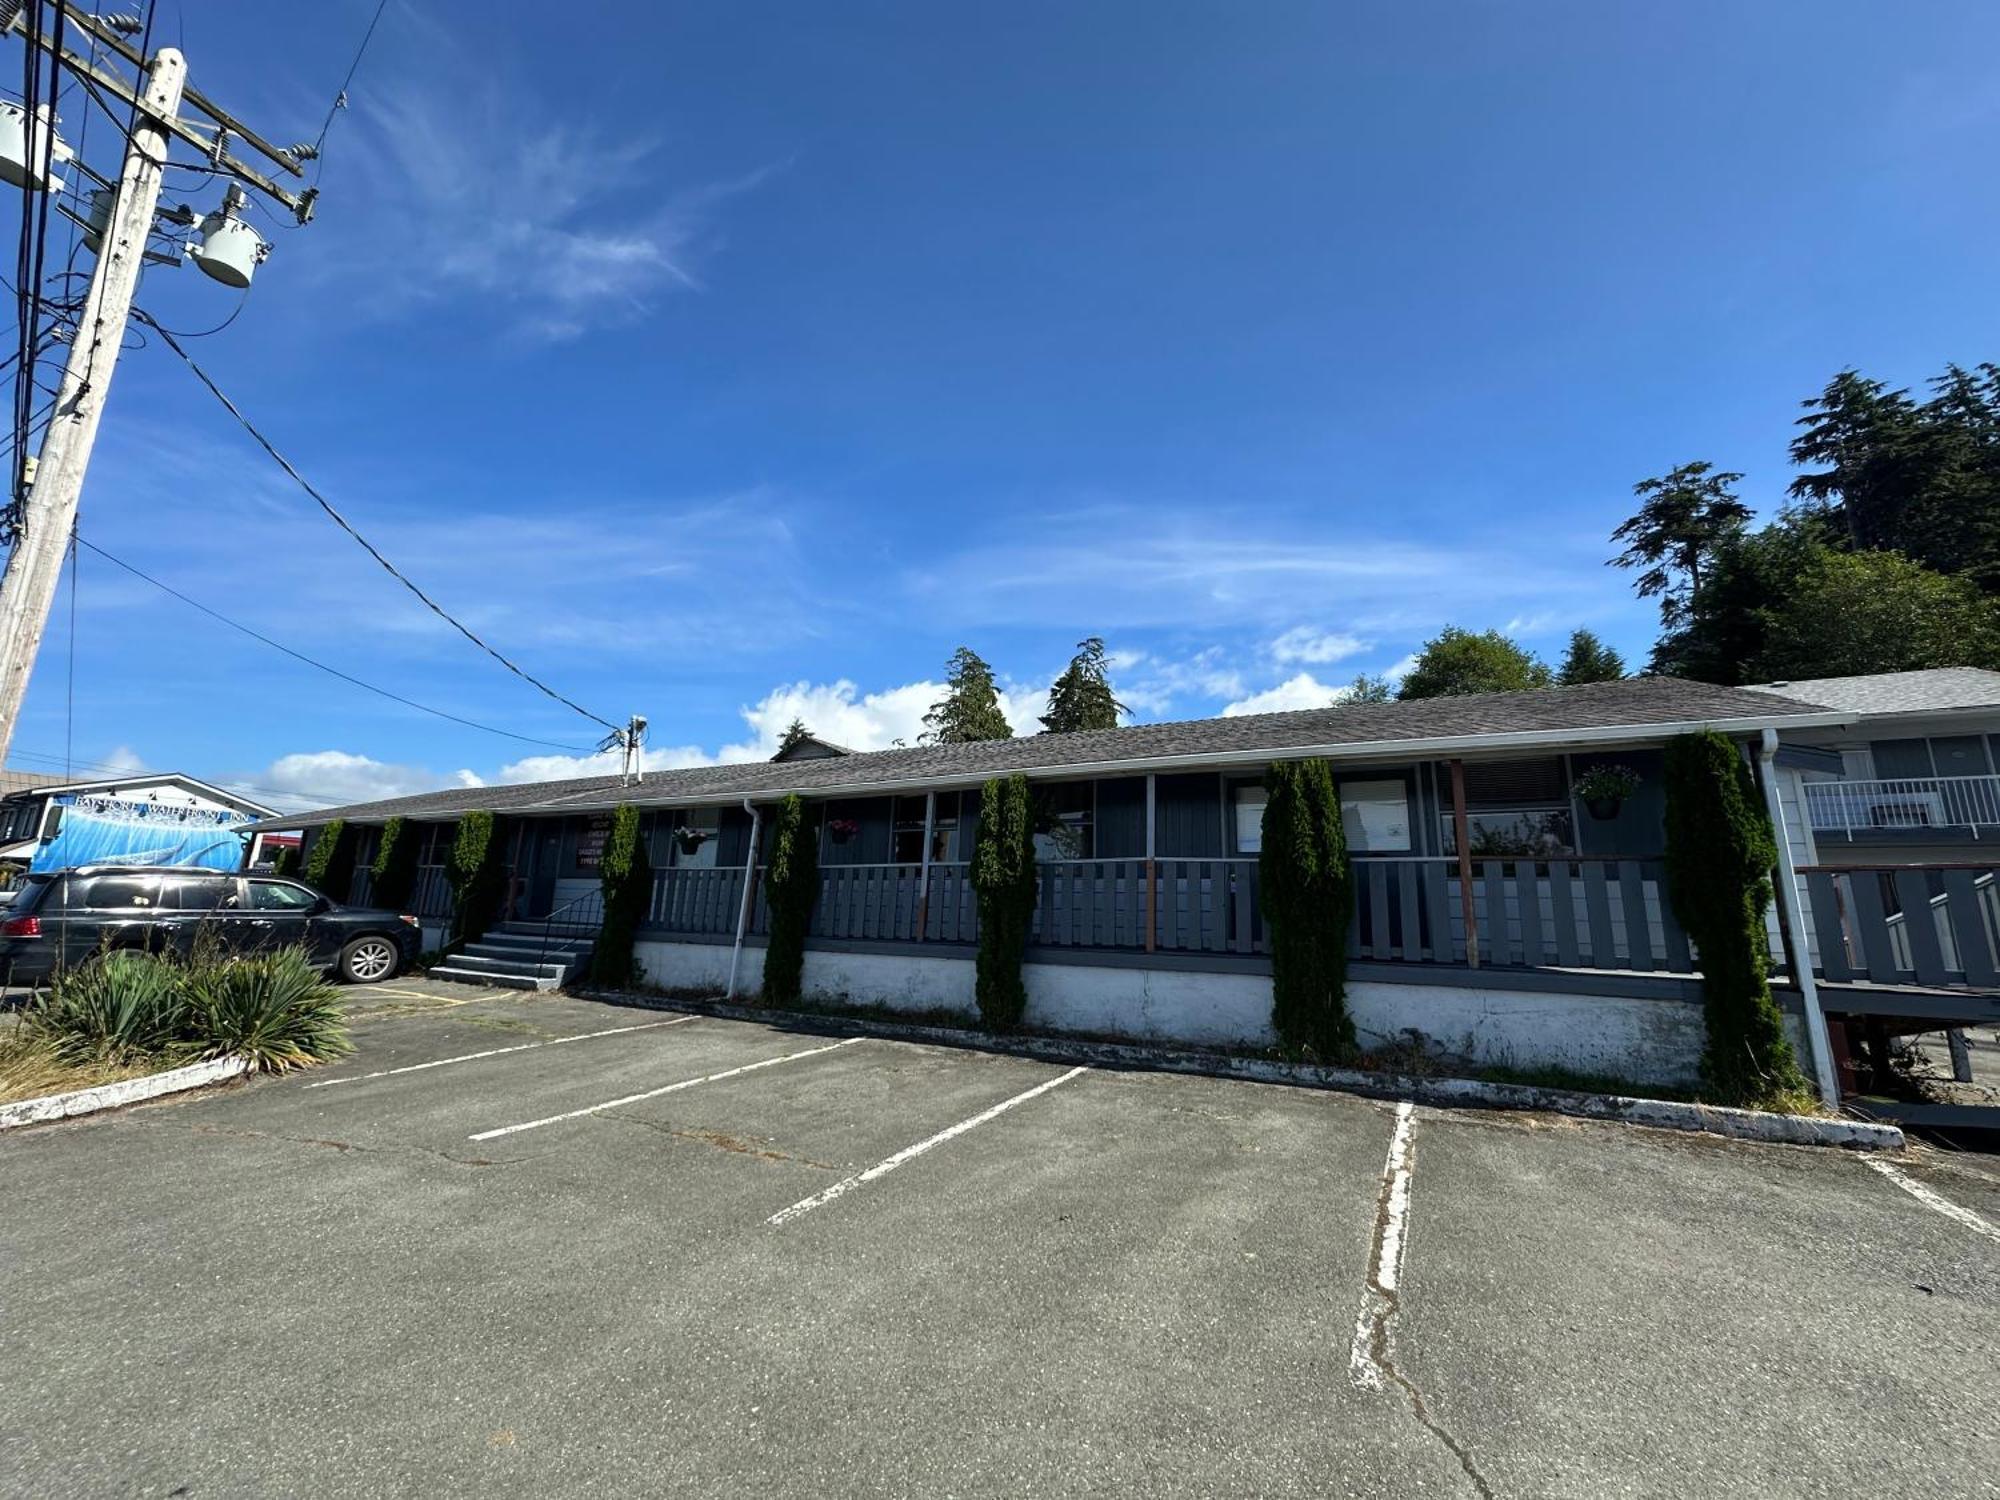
top-left (1095, 776), bottom-right (1146, 858)
top-left (1155, 773), bottom-right (1224, 858)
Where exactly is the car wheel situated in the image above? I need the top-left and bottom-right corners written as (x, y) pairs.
top-left (339, 935), bottom-right (400, 984)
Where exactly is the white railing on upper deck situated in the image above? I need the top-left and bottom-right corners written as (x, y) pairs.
top-left (1805, 776), bottom-right (2000, 837)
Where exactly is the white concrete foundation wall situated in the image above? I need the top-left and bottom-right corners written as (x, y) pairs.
top-left (631, 938), bottom-right (1802, 1089)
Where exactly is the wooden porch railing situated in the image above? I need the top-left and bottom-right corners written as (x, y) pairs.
top-left (650, 865), bottom-right (748, 937)
top-left (1345, 856), bottom-right (1693, 973)
top-left (638, 854), bottom-right (1695, 976)
top-left (1800, 864), bottom-right (2000, 988)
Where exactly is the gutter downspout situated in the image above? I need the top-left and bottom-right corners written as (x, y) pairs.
top-left (725, 798), bottom-right (762, 1001)
top-left (1758, 729), bottom-right (1840, 1104)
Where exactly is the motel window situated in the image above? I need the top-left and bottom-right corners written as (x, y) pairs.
top-left (890, 796), bottom-right (928, 865)
top-left (1339, 779), bottom-right (1413, 853)
top-left (1234, 787), bottom-right (1266, 853)
top-left (671, 808), bottom-right (721, 869)
top-left (1033, 783), bottom-right (1093, 861)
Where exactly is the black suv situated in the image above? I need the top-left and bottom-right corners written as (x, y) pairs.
top-left (0, 867), bottom-right (422, 986)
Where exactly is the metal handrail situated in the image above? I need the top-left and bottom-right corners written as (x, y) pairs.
top-left (535, 887), bottom-right (604, 968)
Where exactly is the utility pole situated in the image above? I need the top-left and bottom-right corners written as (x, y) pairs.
top-left (0, 2), bottom-right (315, 764)
top-left (0, 44), bottom-right (182, 761)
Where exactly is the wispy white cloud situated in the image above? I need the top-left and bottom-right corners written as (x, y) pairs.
top-left (1269, 627), bottom-right (1370, 665)
top-left (242, 750), bottom-right (482, 810)
top-left (314, 13), bottom-right (784, 342)
top-left (906, 505), bottom-right (1619, 635)
top-left (1221, 672), bottom-right (1341, 718)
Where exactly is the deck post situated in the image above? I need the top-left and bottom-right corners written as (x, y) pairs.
top-left (1145, 773), bottom-right (1157, 953)
top-left (1757, 730), bottom-right (1841, 1103)
top-left (725, 801), bottom-right (762, 1000)
top-left (915, 790), bottom-right (936, 941)
top-left (1449, 758), bottom-right (1478, 967)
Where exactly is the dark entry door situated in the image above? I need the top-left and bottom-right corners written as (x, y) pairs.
top-left (528, 823), bottom-right (562, 918)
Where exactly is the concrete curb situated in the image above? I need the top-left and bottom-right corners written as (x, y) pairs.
top-left (0, 1054), bottom-right (253, 1132)
top-left (580, 988), bottom-right (1905, 1153)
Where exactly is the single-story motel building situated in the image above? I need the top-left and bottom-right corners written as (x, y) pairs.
top-left (250, 672), bottom-right (2000, 1101)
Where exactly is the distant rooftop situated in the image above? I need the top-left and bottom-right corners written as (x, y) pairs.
top-left (1756, 668), bottom-right (2000, 717)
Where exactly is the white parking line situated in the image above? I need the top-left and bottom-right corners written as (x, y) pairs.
top-left (469, 1037), bottom-right (864, 1141)
top-left (766, 1065), bottom-right (1089, 1227)
top-left (1350, 1101), bottom-right (1418, 1391)
top-left (307, 1016), bottom-right (698, 1089)
top-left (1865, 1156), bottom-right (2000, 1244)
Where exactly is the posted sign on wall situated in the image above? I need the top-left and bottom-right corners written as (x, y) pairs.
top-left (575, 814), bottom-right (613, 871)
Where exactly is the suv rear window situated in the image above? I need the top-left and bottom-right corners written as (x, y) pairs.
top-left (80, 875), bottom-right (161, 908)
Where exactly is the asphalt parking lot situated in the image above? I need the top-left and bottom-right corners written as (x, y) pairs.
top-left (2, 978), bottom-right (1996, 1498)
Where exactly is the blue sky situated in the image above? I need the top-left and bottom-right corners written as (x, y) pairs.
top-left (9, 0), bottom-right (1999, 809)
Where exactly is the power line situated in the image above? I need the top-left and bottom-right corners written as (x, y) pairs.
top-left (75, 533), bottom-right (595, 753)
top-left (133, 311), bottom-right (622, 734)
top-left (310, 0), bottom-right (390, 175)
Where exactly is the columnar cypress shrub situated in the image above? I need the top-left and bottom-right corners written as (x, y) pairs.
top-left (369, 816), bottom-right (420, 911)
top-left (299, 819), bottom-right (354, 900)
top-left (970, 774), bottom-right (1038, 1030)
top-left (269, 845), bottom-right (300, 879)
top-left (1662, 730), bottom-right (1807, 1104)
top-left (1260, 759), bottom-right (1357, 1060)
top-left (446, 811), bottom-right (509, 943)
top-left (761, 795), bottom-right (818, 1004)
top-left (589, 805), bottom-right (651, 987)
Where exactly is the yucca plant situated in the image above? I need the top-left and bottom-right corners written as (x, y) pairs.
top-left (26, 952), bottom-right (192, 1064)
top-left (183, 947), bottom-right (351, 1072)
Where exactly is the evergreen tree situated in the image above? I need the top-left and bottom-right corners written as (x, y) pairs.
top-left (921, 647), bottom-right (1013, 743)
top-left (1039, 637), bottom-right (1124, 733)
top-left (588, 806), bottom-right (652, 987)
top-left (1260, 759), bottom-right (1356, 1060)
top-left (446, 811), bottom-right (509, 944)
top-left (1661, 731), bottom-right (1806, 1104)
top-left (969, 775), bottom-right (1037, 1029)
top-left (774, 717), bottom-right (814, 758)
top-left (1789, 364), bottom-right (2000, 590)
top-left (1557, 628), bottom-right (1626, 685)
top-left (1397, 626), bottom-right (1553, 699)
top-left (1647, 520), bottom-right (1832, 684)
top-left (1345, 673), bottom-right (1394, 704)
top-left (761, 794), bottom-right (819, 1004)
top-left (1610, 462), bottom-right (1753, 627)
top-left (369, 816), bottom-right (419, 911)
top-left (299, 820), bottom-right (355, 900)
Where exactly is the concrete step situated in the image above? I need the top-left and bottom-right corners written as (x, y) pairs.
top-left (466, 940), bottom-right (592, 964)
top-left (492, 920), bottom-right (603, 939)
top-left (462, 939), bottom-right (593, 964)
top-left (428, 965), bottom-right (559, 992)
top-left (476, 929), bottom-right (598, 952)
top-left (446, 953), bottom-right (574, 981)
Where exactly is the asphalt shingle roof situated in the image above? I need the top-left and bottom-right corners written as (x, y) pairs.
top-left (1755, 667), bottom-right (2000, 717)
top-left (253, 675), bottom-right (1844, 830)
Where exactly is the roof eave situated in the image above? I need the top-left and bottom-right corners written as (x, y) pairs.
top-left (245, 707), bottom-right (1853, 832)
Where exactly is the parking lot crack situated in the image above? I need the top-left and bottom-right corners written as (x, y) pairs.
top-left (175, 1121), bottom-right (518, 1170)
top-left (1349, 1102), bottom-right (1496, 1499)
top-left (597, 1110), bottom-right (838, 1169)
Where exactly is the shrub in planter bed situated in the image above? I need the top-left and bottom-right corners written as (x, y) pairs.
top-left (24, 947), bottom-right (349, 1073)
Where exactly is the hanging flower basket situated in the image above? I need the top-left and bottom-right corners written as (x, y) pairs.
top-left (673, 826), bottom-right (711, 856)
top-left (826, 818), bottom-right (861, 845)
top-left (1572, 763), bottom-right (1641, 821)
